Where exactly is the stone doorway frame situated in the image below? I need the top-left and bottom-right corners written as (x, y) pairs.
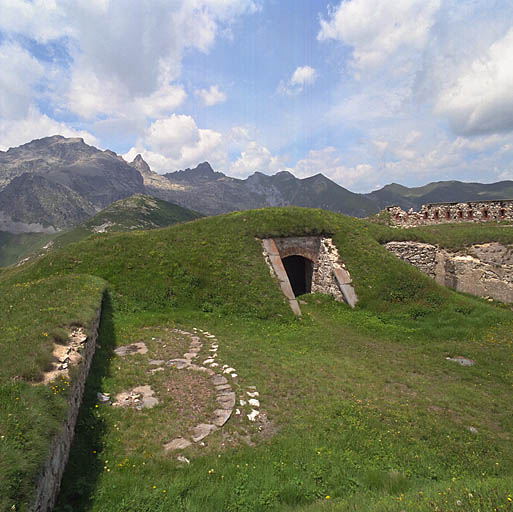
top-left (262, 237), bottom-right (358, 316)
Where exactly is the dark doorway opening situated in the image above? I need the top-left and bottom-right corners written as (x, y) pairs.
top-left (282, 255), bottom-right (313, 297)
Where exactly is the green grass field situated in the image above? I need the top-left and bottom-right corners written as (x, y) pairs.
top-left (1, 207), bottom-right (512, 511)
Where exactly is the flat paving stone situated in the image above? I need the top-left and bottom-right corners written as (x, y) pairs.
top-left (212, 375), bottom-right (228, 386)
top-left (213, 409), bottom-right (232, 427)
top-left (215, 384), bottom-right (232, 392)
top-left (189, 364), bottom-right (215, 376)
top-left (216, 392), bottom-right (236, 410)
top-left (164, 438), bottom-right (192, 451)
top-left (446, 356), bottom-right (475, 366)
top-left (167, 359), bottom-right (190, 369)
top-left (191, 423), bottom-right (217, 442)
top-left (137, 396), bottom-right (159, 409)
top-left (149, 359), bottom-right (165, 365)
top-left (184, 352), bottom-right (198, 359)
top-left (114, 342), bottom-right (148, 356)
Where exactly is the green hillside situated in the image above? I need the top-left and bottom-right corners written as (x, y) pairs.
top-left (0, 194), bottom-right (203, 267)
top-left (83, 194), bottom-right (203, 233)
top-left (1, 208), bottom-right (512, 511)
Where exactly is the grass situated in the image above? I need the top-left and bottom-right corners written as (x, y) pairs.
top-left (0, 274), bottom-right (105, 511)
top-left (1, 207), bottom-right (513, 511)
top-left (367, 219), bottom-right (513, 252)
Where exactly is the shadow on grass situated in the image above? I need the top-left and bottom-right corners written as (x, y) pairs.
top-left (54, 292), bottom-right (116, 512)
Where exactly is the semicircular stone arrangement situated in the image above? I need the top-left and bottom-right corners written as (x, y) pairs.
top-left (112, 328), bottom-right (261, 452)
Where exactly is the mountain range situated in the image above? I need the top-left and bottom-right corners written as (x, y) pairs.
top-left (2, 135), bottom-right (513, 233)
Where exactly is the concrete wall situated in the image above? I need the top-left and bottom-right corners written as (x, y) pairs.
top-left (31, 306), bottom-right (102, 512)
top-left (385, 241), bottom-right (513, 303)
top-left (387, 200), bottom-right (513, 227)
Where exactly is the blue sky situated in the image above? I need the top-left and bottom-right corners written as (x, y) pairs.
top-left (1, 0), bottom-right (513, 192)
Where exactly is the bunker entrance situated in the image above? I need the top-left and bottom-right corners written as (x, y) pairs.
top-left (282, 255), bottom-right (313, 297)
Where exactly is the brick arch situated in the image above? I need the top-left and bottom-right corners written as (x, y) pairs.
top-left (277, 246), bottom-right (319, 262)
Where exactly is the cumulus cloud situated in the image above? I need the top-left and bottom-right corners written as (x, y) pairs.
top-left (294, 147), bottom-right (374, 189)
top-left (434, 28), bottom-right (513, 136)
top-left (318, 0), bottom-right (440, 73)
top-left (278, 65), bottom-right (318, 96)
top-left (0, 0), bottom-right (258, 123)
top-left (230, 141), bottom-right (287, 177)
top-left (0, 107), bottom-right (99, 151)
top-left (195, 85), bottom-right (227, 107)
top-left (0, 42), bottom-right (45, 119)
top-left (291, 66), bottom-right (317, 86)
top-left (124, 114), bottom-right (227, 172)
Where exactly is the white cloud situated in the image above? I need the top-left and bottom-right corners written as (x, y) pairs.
top-left (0, 0), bottom-right (258, 123)
top-left (0, 107), bottom-right (99, 151)
top-left (294, 147), bottom-right (374, 189)
top-left (0, 43), bottom-right (45, 119)
top-left (291, 66), bottom-right (317, 86)
top-left (318, 0), bottom-right (440, 73)
top-left (124, 114), bottom-right (227, 172)
top-left (434, 28), bottom-right (513, 136)
top-left (230, 141), bottom-right (287, 177)
top-left (195, 85), bottom-right (227, 107)
top-left (278, 65), bottom-right (318, 96)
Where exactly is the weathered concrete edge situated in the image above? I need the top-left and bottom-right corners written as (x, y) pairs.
top-left (31, 302), bottom-right (103, 512)
top-left (262, 238), bottom-right (302, 316)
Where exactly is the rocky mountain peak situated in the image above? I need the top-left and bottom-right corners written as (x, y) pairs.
top-left (130, 154), bottom-right (152, 174)
top-left (165, 161), bottom-right (225, 183)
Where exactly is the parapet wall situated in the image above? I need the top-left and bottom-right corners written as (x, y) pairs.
top-left (31, 306), bottom-right (102, 512)
top-left (385, 241), bottom-right (513, 303)
top-left (386, 199), bottom-right (513, 227)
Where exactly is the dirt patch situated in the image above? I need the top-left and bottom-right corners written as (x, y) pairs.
top-left (163, 371), bottom-right (216, 428)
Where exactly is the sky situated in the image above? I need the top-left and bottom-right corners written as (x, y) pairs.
top-left (1, 0), bottom-right (513, 192)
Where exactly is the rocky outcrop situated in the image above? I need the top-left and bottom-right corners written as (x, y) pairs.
top-left (385, 241), bottom-right (513, 303)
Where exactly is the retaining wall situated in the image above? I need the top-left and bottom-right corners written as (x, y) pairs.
top-left (385, 241), bottom-right (513, 303)
top-left (31, 306), bottom-right (102, 512)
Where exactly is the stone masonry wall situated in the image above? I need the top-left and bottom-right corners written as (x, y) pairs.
top-left (273, 236), bottom-right (345, 302)
top-left (31, 306), bottom-right (102, 512)
top-left (385, 241), bottom-right (513, 303)
top-left (387, 199), bottom-right (513, 227)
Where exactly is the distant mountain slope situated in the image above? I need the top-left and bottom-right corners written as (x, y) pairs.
top-left (0, 173), bottom-right (96, 233)
top-left (0, 135), bottom-right (144, 231)
top-left (4, 136), bottom-right (513, 235)
top-left (136, 159), bottom-right (378, 217)
top-left (0, 194), bottom-right (203, 267)
top-left (83, 194), bottom-right (203, 233)
top-left (369, 180), bottom-right (513, 211)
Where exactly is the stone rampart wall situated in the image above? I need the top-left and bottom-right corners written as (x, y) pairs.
top-left (385, 241), bottom-right (513, 303)
top-left (31, 306), bottom-right (102, 512)
top-left (387, 200), bottom-right (513, 227)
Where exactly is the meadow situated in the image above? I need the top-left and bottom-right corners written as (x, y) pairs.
top-left (1, 207), bottom-right (512, 511)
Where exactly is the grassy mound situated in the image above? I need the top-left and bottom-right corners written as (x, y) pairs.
top-left (1, 207), bottom-right (512, 511)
